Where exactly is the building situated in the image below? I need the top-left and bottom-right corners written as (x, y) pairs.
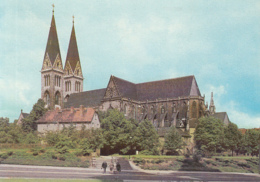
top-left (17, 110), bottom-right (29, 125)
top-left (39, 9), bottom-right (230, 151)
top-left (37, 106), bottom-right (100, 133)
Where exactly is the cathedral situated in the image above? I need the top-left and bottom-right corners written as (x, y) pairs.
top-left (40, 9), bottom-right (229, 152)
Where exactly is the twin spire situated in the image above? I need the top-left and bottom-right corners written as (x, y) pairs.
top-left (43, 5), bottom-right (82, 77)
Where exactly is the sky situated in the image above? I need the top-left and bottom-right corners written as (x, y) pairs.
top-left (0, 0), bottom-right (259, 128)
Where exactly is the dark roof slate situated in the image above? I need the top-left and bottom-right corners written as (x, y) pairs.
top-left (212, 112), bottom-right (230, 123)
top-left (65, 24), bottom-right (81, 72)
top-left (113, 75), bottom-right (201, 101)
top-left (22, 113), bottom-right (29, 118)
top-left (64, 88), bottom-right (106, 108)
top-left (44, 15), bottom-right (61, 65)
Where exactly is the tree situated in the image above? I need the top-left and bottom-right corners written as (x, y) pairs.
top-left (242, 129), bottom-right (260, 156)
top-left (22, 99), bottom-right (47, 132)
top-left (101, 109), bottom-right (136, 155)
top-left (224, 122), bottom-right (241, 156)
top-left (194, 117), bottom-right (225, 154)
top-left (164, 126), bottom-right (183, 154)
top-left (135, 119), bottom-right (160, 155)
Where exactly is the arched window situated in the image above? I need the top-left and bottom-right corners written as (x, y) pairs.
top-left (192, 101), bottom-right (197, 118)
top-left (151, 105), bottom-right (154, 114)
top-left (172, 103), bottom-right (176, 112)
top-left (64, 95), bottom-right (70, 102)
top-left (44, 91), bottom-right (50, 106)
top-left (124, 104), bottom-right (127, 114)
top-left (161, 106), bottom-right (165, 114)
top-left (55, 91), bottom-right (61, 105)
top-left (67, 70), bottom-right (69, 75)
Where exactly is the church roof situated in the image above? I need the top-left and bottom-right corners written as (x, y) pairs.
top-left (112, 75), bottom-right (201, 101)
top-left (21, 113), bottom-right (29, 118)
top-left (44, 14), bottom-right (61, 65)
top-left (212, 112), bottom-right (230, 124)
top-left (64, 88), bottom-right (106, 108)
top-left (64, 23), bottom-right (81, 72)
top-left (37, 107), bottom-right (95, 123)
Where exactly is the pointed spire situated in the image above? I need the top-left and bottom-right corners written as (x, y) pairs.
top-left (65, 16), bottom-right (82, 74)
top-left (209, 92), bottom-right (216, 115)
top-left (43, 6), bottom-right (61, 66)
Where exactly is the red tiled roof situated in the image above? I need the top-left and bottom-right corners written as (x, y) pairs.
top-left (37, 107), bottom-right (95, 123)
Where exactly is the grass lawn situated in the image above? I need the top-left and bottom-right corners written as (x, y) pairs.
top-left (0, 179), bottom-right (122, 182)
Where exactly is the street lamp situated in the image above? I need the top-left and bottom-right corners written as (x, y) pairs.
top-left (129, 136), bottom-right (132, 160)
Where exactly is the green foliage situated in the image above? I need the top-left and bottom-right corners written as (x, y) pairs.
top-left (24, 133), bottom-right (39, 144)
top-left (101, 109), bottom-right (137, 154)
top-left (55, 135), bottom-right (75, 154)
top-left (0, 153), bottom-right (9, 159)
top-left (224, 122), bottom-right (241, 156)
top-left (45, 131), bottom-right (60, 146)
top-left (242, 129), bottom-right (260, 156)
top-left (194, 117), bottom-right (225, 153)
top-left (135, 119), bottom-right (160, 155)
top-left (22, 99), bottom-right (47, 132)
top-left (164, 126), bottom-right (183, 153)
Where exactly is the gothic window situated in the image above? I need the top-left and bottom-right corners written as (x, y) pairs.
top-left (67, 70), bottom-right (69, 75)
top-left (192, 101), bottom-right (197, 118)
top-left (151, 105), bottom-right (154, 114)
top-left (64, 95), bottom-right (70, 102)
top-left (172, 103), bottom-right (176, 113)
top-left (124, 104), bottom-right (127, 115)
top-left (55, 91), bottom-right (61, 105)
top-left (44, 91), bottom-right (50, 106)
top-left (77, 70), bottom-right (79, 75)
top-left (161, 106), bottom-right (165, 114)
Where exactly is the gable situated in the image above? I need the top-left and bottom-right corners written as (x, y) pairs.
top-left (74, 61), bottom-right (83, 77)
top-left (42, 53), bottom-right (52, 70)
top-left (53, 54), bottom-right (63, 71)
top-left (189, 77), bottom-right (201, 96)
top-left (104, 77), bottom-right (120, 99)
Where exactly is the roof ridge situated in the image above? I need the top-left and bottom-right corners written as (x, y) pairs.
top-left (136, 75), bottom-right (194, 85)
top-left (113, 75), bottom-right (136, 85)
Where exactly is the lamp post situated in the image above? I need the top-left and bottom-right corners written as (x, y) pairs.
top-left (129, 136), bottom-right (132, 160)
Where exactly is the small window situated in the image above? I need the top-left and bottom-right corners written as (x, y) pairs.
top-left (161, 106), bottom-right (165, 114)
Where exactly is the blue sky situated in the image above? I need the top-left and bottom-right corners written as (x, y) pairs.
top-left (0, 0), bottom-right (259, 128)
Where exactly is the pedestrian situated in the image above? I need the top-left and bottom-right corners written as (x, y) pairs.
top-left (116, 162), bottom-right (121, 172)
top-left (109, 162), bottom-right (114, 173)
top-left (101, 161), bottom-right (107, 173)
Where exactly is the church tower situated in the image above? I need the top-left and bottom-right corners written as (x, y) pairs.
top-left (41, 6), bottom-right (64, 109)
top-left (63, 17), bottom-right (83, 102)
top-left (209, 92), bottom-right (216, 115)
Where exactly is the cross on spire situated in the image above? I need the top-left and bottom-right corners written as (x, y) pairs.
top-left (72, 15), bottom-right (75, 24)
top-left (52, 4), bottom-right (55, 15)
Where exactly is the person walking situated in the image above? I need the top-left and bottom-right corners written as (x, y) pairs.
top-left (116, 162), bottom-right (121, 172)
top-left (101, 161), bottom-right (107, 173)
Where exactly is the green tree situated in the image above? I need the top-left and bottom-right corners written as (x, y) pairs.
top-left (22, 99), bottom-right (47, 132)
top-left (101, 109), bottom-right (136, 155)
top-left (164, 126), bottom-right (183, 154)
top-left (242, 129), bottom-right (260, 156)
top-left (194, 116), bottom-right (225, 154)
top-left (135, 119), bottom-right (160, 155)
top-left (224, 122), bottom-right (241, 156)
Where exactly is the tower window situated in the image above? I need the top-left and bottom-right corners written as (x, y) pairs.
top-left (192, 101), bottom-right (197, 118)
top-left (161, 106), bottom-right (165, 114)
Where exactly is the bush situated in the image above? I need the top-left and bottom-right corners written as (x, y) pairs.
top-left (39, 148), bottom-right (46, 153)
top-left (184, 154), bottom-right (190, 158)
top-left (7, 151), bottom-right (13, 156)
top-left (33, 151), bottom-right (38, 156)
top-left (59, 155), bottom-right (66, 161)
top-left (1, 153), bottom-right (8, 159)
top-left (193, 154), bottom-right (202, 163)
top-left (73, 150), bottom-right (83, 157)
top-left (133, 157), bottom-right (144, 165)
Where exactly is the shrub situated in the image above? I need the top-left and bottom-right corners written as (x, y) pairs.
top-left (133, 157), bottom-right (144, 165)
top-left (33, 151), bottom-right (38, 156)
top-left (7, 151), bottom-right (13, 156)
top-left (73, 150), bottom-right (83, 157)
top-left (192, 154), bottom-right (202, 163)
top-left (1, 153), bottom-right (8, 159)
top-left (59, 155), bottom-right (66, 161)
top-left (39, 148), bottom-right (46, 153)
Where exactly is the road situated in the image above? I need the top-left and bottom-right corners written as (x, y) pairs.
top-left (1, 164), bottom-right (260, 181)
